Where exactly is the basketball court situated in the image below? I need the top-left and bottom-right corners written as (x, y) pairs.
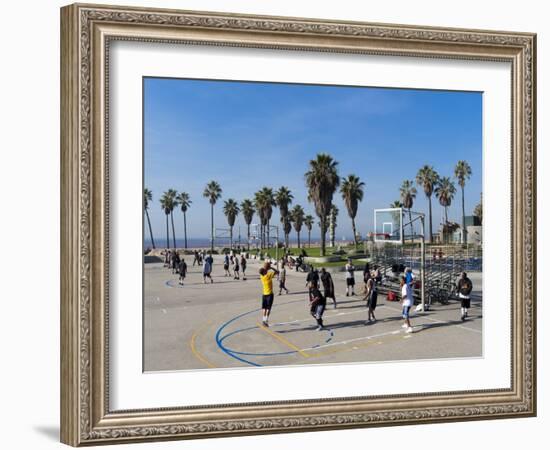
top-left (144, 250), bottom-right (483, 372)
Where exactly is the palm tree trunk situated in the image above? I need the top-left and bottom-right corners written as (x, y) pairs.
top-left (308, 230), bottom-right (311, 248)
top-left (183, 211), bottom-right (188, 249)
top-left (230, 226), bottom-right (233, 249)
top-left (320, 220), bottom-right (326, 257)
top-left (165, 215), bottom-right (169, 249)
top-left (351, 217), bottom-right (358, 249)
top-left (428, 196), bottom-right (433, 244)
top-left (145, 209), bottom-right (156, 249)
top-left (210, 203), bottom-right (214, 252)
top-left (247, 223), bottom-right (250, 250)
top-left (297, 230), bottom-right (301, 248)
top-left (267, 219), bottom-right (270, 249)
top-left (408, 209), bottom-right (414, 243)
top-left (170, 212), bottom-right (176, 249)
top-left (461, 186), bottom-right (467, 245)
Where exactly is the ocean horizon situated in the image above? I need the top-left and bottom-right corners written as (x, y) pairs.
top-left (143, 236), bottom-right (349, 249)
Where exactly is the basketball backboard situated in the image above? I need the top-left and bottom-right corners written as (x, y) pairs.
top-left (373, 208), bottom-right (403, 244)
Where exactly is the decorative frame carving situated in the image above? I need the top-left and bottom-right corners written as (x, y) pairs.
top-left (60, 3), bottom-right (536, 446)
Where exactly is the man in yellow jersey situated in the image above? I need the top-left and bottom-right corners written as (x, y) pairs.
top-left (259, 261), bottom-right (279, 327)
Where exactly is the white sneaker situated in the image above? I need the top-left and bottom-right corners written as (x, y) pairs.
top-left (401, 324), bottom-right (408, 328)
top-left (406, 327), bottom-right (413, 333)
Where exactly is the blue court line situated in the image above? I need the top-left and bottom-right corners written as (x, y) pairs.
top-left (214, 299), bottom-right (306, 366)
top-left (220, 326), bottom-right (297, 357)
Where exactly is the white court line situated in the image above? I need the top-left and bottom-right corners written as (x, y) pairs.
top-left (302, 329), bottom-right (403, 352)
top-left (379, 304), bottom-right (482, 334)
top-left (274, 308), bottom-right (365, 326)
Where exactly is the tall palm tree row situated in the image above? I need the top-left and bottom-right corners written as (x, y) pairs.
top-left (415, 165), bottom-right (439, 243)
top-left (175, 192), bottom-right (191, 249)
top-left (454, 160), bottom-right (472, 244)
top-left (340, 174), bottom-right (365, 249)
top-left (434, 176), bottom-right (456, 224)
top-left (399, 180), bottom-right (417, 241)
top-left (290, 204), bottom-right (305, 249)
top-left (329, 205), bottom-right (338, 248)
top-left (240, 199), bottom-right (255, 250)
top-left (222, 199), bottom-right (240, 249)
top-left (144, 188), bottom-right (156, 249)
top-left (275, 186), bottom-right (293, 248)
top-left (305, 153), bottom-right (340, 257)
top-left (304, 215), bottom-right (314, 248)
top-left (203, 181), bottom-right (222, 252)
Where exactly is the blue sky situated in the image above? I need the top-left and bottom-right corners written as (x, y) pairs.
top-left (144, 77), bottom-right (482, 241)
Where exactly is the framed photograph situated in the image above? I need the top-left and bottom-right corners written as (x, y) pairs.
top-left (60, 3), bottom-right (536, 446)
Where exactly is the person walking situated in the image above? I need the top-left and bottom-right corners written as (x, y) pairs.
top-left (193, 250), bottom-right (199, 266)
top-left (345, 259), bottom-right (356, 296)
top-left (320, 268), bottom-right (336, 308)
top-left (223, 253), bottom-right (231, 277)
top-left (233, 255), bottom-right (240, 280)
top-left (240, 254), bottom-right (247, 280)
top-left (363, 262), bottom-right (371, 285)
top-left (405, 267), bottom-right (415, 286)
top-left (178, 257), bottom-right (187, 286)
top-left (373, 265), bottom-right (382, 285)
top-left (278, 262), bottom-right (289, 295)
top-left (364, 277), bottom-right (378, 323)
top-left (309, 284), bottom-right (327, 331)
top-left (171, 250), bottom-right (180, 275)
top-left (400, 275), bottom-right (414, 333)
top-left (203, 252), bottom-right (214, 284)
top-left (457, 272), bottom-right (473, 321)
top-left (306, 267), bottom-right (320, 300)
top-left (259, 261), bottom-right (279, 327)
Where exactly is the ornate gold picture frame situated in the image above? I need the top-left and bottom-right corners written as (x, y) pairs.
top-left (60, 3), bottom-right (536, 446)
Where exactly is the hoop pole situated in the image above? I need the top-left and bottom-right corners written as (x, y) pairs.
top-left (420, 215), bottom-right (426, 311)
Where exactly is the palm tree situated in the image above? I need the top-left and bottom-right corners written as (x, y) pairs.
top-left (340, 174), bottom-right (365, 249)
top-left (290, 204), bottom-right (305, 249)
top-left (329, 205), bottom-right (339, 248)
top-left (454, 160), bottom-right (472, 244)
top-left (261, 187), bottom-right (275, 248)
top-left (305, 153), bottom-right (340, 256)
top-left (399, 180), bottom-right (417, 241)
top-left (282, 216), bottom-right (292, 250)
top-left (160, 189), bottom-right (178, 248)
top-left (223, 199), bottom-right (240, 249)
top-left (304, 215), bottom-right (314, 248)
top-left (254, 189), bottom-right (267, 249)
top-left (474, 192), bottom-right (483, 224)
top-left (159, 192), bottom-right (173, 248)
top-left (240, 199), bottom-right (255, 250)
top-left (254, 187), bottom-right (275, 249)
top-left (389, 200), bottom-right (403, 233)
top-left (435, 176), bottom-right (456, 224)
top-left (275, 186), bottom-right (293, 248)
top-left (144, 188), bottom-right (156, 249)
top-left (416, 165), bottom-right (439, 243)
top-left (203, 181), bottom-right (222, 252)
top-left (176, 192), bottom-right (191, 249)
